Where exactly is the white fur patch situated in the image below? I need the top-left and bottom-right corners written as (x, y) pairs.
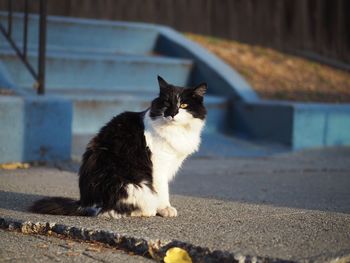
top-left (99, 209), bottom-right (123, 219)
top-left (145, 109), bottom-right (204, 157)
top-left (157, 206), bottom-right (178, 217)
top-left (144, 109), bottom-right (204, 211)
top-left (123, 182), bottom-right (158, 217)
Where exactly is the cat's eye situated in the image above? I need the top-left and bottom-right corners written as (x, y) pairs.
top-left (180, 103), bottom-right (188, 109)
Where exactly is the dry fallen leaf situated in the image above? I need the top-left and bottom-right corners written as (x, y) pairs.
top-left (86, 246), bottom-right (102, 252)
top-left (164, 247), bottom-right (192, 263)
top-left (66, 251), bottom-right (80, 257)
top-left (0, 162), bottom-right (30, 170)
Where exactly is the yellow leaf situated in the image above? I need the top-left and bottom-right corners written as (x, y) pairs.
top-left (0, 162), bottom-right (30, 170)
top-left (164, 247), bottom-right (192, 263)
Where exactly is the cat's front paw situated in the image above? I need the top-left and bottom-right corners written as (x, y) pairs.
top-left (131, 210), bottom-right (156, 217)
top-left (157, 206), bottom-right (178, 217)
top-left (98, 210), bottom-right (123, 219)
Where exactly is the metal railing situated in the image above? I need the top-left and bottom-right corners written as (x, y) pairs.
top-left (0, 0), bottom-right (47, 95)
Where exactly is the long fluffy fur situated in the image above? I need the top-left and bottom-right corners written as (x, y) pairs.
top-left (29, 197), bottom-right (96, 216)
top-left (29, 76), bottom-right (207, 218)
top-left (78, 111), bottom-right (153, 215)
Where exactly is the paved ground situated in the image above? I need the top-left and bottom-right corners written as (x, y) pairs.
top-left (1, 147), bottom-right (350, 262)
top-left (0, 229), bottom-right (152, 262)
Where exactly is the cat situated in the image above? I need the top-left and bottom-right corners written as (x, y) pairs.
top-left (29, 76), bottom-right (207, 218)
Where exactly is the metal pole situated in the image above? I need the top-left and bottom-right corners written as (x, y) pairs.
top-left (23, 0), bottom-right (29, 58)
top-left (37, 0), bottom-right (47, 95)
top-left (7, 0), bottom-right (12, 36)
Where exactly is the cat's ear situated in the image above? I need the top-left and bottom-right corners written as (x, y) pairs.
top-left (193, 83), bottom-right (207, 97)
top-left (157, 75), bottom-right (169, 93)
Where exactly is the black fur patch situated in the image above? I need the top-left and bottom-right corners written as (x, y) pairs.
top-left (30, 111), bottom-right (153, 217)
top-left (29, 197), bottom-right (95, 216)
top-left (78, 111), bottom-right (153, 215)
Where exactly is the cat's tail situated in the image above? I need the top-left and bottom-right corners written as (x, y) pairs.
top-left (29, 197), bottom-right (97, 216)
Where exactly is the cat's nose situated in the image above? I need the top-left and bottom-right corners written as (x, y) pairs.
top-left (165, 109), bottom-right (178, 119)
top-left (171, 109), bottom-right (178, 118)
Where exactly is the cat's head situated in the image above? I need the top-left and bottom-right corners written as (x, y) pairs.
top-left (149, 76), bottom-right (207, 124)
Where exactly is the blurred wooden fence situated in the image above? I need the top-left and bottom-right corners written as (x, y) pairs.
top-left (1, 0), bottom-right (349, 65)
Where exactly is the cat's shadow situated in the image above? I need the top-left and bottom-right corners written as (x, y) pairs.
top-left (0, 190), bottom-right (48, 213)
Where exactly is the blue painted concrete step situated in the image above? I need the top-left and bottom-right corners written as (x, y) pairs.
top-left (0, 12), bottom-right (158, 55)
top-left (0, 48), bottom-right (193, 92)
top-left (0, 94), bottom-right (72, 163)
top-left (47, 89), bottom-right (227, 136)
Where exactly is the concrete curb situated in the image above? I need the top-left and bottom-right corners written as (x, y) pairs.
top-left (0, 216), bottom-right (294, 263)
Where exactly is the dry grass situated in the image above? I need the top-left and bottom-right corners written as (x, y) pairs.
top-left (187, 33), bottom-right (350, 103)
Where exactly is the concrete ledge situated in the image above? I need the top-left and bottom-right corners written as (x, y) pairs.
top-left (204, 96), bottom-right (229, 134)
top-left (231, 100), bottom-right (350, 150)
top-left (293, 103), bottom-right (350, 150)
top-left (0, 95), bottom-right (72, 163)
top-left (0, 96), bottom-right (25, 162)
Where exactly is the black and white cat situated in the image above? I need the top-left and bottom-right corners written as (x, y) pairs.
top-left (30, 76), bottom-right (207, 218)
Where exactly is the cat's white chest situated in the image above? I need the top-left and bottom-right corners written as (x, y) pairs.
top-left (146, 134), bottom-right (184, 182)
top-left (144, 111), bottom-right (204, 182)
